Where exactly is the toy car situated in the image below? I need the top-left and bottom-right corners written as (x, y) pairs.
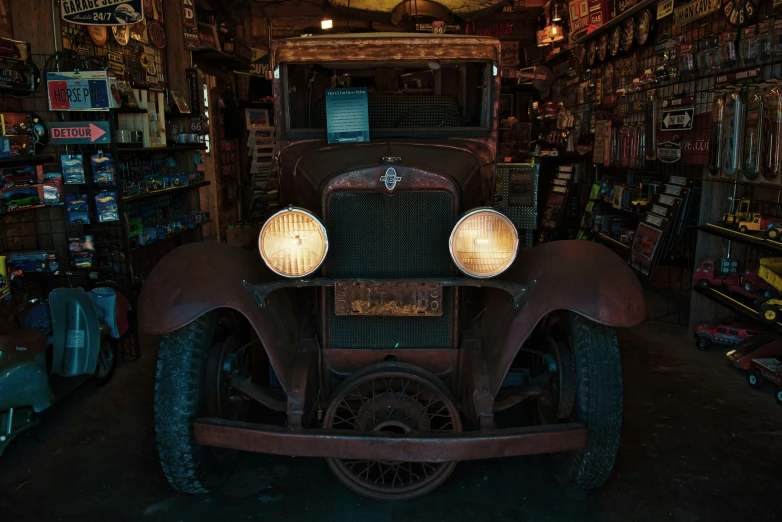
top-left (1, 192), bottom-right (39, 209)
top-left (694, 322), bottom-right (757, 350)
top-left (69, 202), bottom-right (88, 212)
top-left (138, 33), bottom-right (646, 502)
top-left (746, 358), bottom-right (782, 405)
top-left (1, 170), bottom-right (37, 187)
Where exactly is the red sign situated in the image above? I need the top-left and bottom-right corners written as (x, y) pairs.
top-left (49, 122), bottom-right (111, 144)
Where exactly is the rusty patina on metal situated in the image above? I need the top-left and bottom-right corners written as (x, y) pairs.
top-left (192, 418), bottom-right (588, 462)
top-left (273, 33), bottom-right (500, 65)
top-left (334, 281), bottom-right (444, 316)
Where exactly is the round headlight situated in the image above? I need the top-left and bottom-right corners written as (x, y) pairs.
top-left (259, 207), bottom-right (328, 278)
top-left (449, 208), bottom-right (518, 278)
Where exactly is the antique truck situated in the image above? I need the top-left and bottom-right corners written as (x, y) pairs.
top-left (138, 34), bottom-right (645, 500)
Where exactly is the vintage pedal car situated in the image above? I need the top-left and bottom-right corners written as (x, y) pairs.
top-left (139, 34), bottom-right (645, 501)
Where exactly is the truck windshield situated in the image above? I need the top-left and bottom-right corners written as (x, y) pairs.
top-left (283, 61), bottom-right (491, 136)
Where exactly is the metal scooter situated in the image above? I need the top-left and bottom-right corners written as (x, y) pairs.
top-left (0, 287), bottom-right (120, 456)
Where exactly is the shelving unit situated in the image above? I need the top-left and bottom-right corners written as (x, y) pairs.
top-left (116, 143), bottom-right (206, 154)
top-left (693, 285), bottom-right (782, 332)
top-left (538, 0), bottom-right (658, 67)
top-left (0, 155), bottom-right (55, 168)
top-left (121, 180), bottom-right (210, 203)
top-left (699, 224), bottom-right (782, 255)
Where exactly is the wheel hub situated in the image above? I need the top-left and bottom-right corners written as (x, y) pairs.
top-left (323, 362), bottom-right (461, 500)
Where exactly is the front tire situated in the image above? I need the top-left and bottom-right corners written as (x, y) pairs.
top-left (748, 370), bottom-right (765, 389)
top-left (696, 337), bottom-right (710, 351)
top-left (154, 310), bottom-right (248, 494)
top-left (543, 312), bottom-right (622, 490)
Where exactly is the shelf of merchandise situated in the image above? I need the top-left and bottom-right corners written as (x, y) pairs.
top-left (121, 180), bottom-right (211, 203)
top-left (0, 155), bottom-right (55, 168)
top-left (115, 143), bottom-right (207, 154)
top-left (128, 220), bottom-right (212, 253)
top-left (596, 232), bottom-right (631, 259)
top-left (692, 285), bottom-right (782, 332)
top-left (698, 223), bottom-right (782, 256)
top-left (540, 0), bottom-right (658, 67)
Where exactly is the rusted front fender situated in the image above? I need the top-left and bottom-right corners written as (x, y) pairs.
top-left (137, 242), bottom-right (303, 393)
top-left (481, 240), bottom-right (645, 395)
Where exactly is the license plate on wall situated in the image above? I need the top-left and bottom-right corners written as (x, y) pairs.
top-left (335, 282), bottom-right (443, 317)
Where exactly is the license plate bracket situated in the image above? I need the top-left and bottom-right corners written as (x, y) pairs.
top-left (334, 282), bottom-right (443, 317)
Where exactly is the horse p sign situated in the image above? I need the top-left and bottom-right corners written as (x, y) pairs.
top-left (61, 0), bottom-right (144, 26)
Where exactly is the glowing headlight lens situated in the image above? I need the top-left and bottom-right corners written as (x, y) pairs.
top-left (259, 207), bottom-right (328, 278)
top-left (449, 208), bottom-right (518, 278)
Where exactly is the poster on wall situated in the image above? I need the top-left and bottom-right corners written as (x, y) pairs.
top-left (500, 41), bottom-right (520, 68)
top-left (61, 0), bottom-right (145, 26)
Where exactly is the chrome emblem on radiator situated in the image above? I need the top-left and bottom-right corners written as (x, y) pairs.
top-left (380, 167), bottom-right (401, 191)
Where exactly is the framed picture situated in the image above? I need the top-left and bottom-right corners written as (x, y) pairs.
top-left (245, 108), bottom-right (270, 129)
top-left (169, 90), bottom-right (191, 114)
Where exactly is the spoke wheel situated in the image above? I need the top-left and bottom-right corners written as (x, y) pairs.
top-left (323, 362), bottom-right (461, 500)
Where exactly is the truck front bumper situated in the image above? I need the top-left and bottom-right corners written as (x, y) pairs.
top-left (193, 418), bottom-right (587, 462)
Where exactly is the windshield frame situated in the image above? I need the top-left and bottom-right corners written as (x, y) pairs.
top-left (278, 59), bottom-right (495, 140)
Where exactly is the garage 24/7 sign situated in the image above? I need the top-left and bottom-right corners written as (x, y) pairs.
top-left (61, 0), bottom-right (144, 26)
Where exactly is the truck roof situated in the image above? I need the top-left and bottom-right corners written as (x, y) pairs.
top-left (273, 32), bottom-right (500, 64)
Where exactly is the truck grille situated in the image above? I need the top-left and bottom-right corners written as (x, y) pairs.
top-left (326, 191), bottom-right (454, 349)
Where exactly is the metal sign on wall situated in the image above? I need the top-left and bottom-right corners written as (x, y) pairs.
top-left (183, 0), bottom-right (200, 50)
top-left (47, 71), bottom-right (110, 111)
top-left (61, 0), bottom-right (145, 26)
top-left (674, 0), bottom-right (720, 27)
top-left (49, 122), bottom-right (111, 145)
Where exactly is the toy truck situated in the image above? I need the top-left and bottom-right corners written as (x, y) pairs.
top-left (737, 215), bottom-right (782, 238)
top-left (756, 257), bottom-right (782, 322)
top-left (723, 198), bottom-right (753, 226)
top-left (694, 322), bottom-right (756, 350)
top-left (746, 358), bottom-right (782, 405)
top-left (695, 258), bottom-right (773, 299)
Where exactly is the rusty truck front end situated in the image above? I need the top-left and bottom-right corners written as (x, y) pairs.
top-left (139, 34), bottom-right (645, 500)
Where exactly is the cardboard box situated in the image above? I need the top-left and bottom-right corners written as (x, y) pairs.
top-left (227, 223), bottom-right (261, 249)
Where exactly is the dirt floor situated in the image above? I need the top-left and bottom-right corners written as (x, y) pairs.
top-left (1, 320), bottom-right (781, 522)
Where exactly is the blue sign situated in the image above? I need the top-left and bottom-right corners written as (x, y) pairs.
top-left (325, 88), bottom-right (369, 144)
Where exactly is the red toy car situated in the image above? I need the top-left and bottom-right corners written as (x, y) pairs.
top-left (695, 322), bottom-right (757, 350)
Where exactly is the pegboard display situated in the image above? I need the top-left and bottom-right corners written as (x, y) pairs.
top-left (494, 163), bottom-right (539, 230)
top-left (60, 2), bottom-right (167, 91)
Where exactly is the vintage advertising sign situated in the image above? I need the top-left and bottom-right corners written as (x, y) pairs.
top-left (47, 71), bottom-right (110, 111)
top-left (716, 66), bottom-right (761, 84)
top-left (183, 0), bottom-right (199, 50)
top-left (49, 122), bottom-right (111, 145)
top-left (249, 48), bottom-right (270, 77)
top-left (500, 41), bottom-right (520, 68)
top-left (61, 0), bottom-right (144, 26)
top-left (674, 0), bottom-right (720, 27)
top-left (657, 141), bottom-right (682, 163)
top-left (657, 0), bottom-right (674, 19)
top-left (568, 0), bottom-right (608, 40)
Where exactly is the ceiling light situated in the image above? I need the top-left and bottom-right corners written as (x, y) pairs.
top-left (321, 18), bottom-right (333, 30)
